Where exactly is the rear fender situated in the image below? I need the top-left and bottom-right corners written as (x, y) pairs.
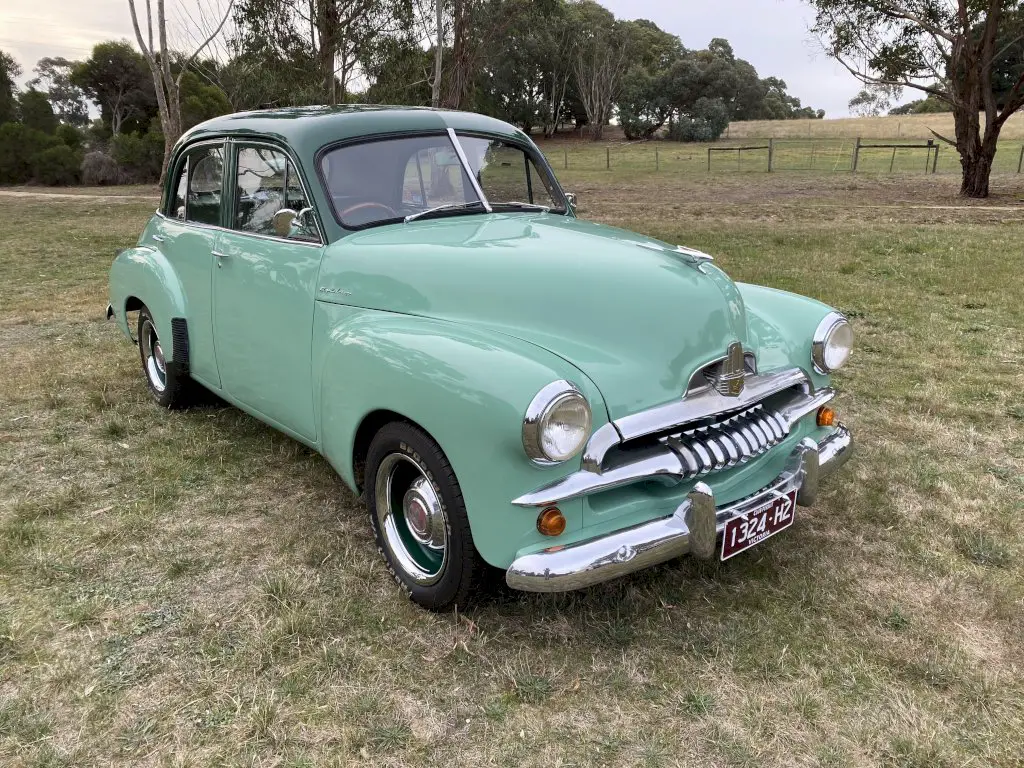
top-left (108, 246), bottom-right (187, 360)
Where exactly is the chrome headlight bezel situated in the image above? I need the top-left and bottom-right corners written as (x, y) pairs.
top-left (522, 380), bottom-right (592, 465)
top-left (812, 312), bottom-right (853, 374)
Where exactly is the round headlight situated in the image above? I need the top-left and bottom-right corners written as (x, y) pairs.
top-left (812, 312), bottom-right (853, 373)
top-left (523, 381), bottom-right (592, 464)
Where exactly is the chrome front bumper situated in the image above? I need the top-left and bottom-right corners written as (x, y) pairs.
top-left (506, 424), bottom-right (851, 593)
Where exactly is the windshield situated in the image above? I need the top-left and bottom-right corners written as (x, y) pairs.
top-left (320, 132), bottom-right (565, 229)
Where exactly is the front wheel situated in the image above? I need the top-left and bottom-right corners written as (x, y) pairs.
top-left (365, 422), bottom-right (486, 611)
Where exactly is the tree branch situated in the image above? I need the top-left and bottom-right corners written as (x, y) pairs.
top-left (177, 0), bottom-right (236, 88)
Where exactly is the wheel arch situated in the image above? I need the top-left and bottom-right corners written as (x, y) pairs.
top-left (108, 246), bottom-right (188, 361)
top-left (351, 408), bottom-right (433, 493)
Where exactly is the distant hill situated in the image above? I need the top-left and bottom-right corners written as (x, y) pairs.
top-left (726, 112), bottom-right (1024, 141)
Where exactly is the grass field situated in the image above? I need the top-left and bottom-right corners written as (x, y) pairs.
top-left (538, 136), bottom-right (1024, 177)
top-left (726, 111), bottom-right (1024, 141)
top-left (1, 171), bottom-right (1023, 767)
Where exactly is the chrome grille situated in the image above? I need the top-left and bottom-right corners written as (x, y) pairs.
top-left (659, 402), bottom-right (789, 477)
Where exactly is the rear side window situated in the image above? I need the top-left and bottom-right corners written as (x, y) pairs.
top-left (167, 144), bottom-right (225, 225)
top-left (234, 146), bottom-right (316, 240)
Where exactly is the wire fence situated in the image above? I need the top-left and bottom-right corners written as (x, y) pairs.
top-left (541, 137), bottom-right (1024, 176)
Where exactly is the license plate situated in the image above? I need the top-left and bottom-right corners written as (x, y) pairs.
top-left (720, 489), bottom-right (797, 561)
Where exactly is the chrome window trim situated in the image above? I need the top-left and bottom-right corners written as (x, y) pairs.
top-left (228, 138), bottom-right (326, 245)
top-left (812, 311), bottom-right (850, 374)
top-left (154, 210), bottom-right (324, 249)
top-left (522, 380), bottom-right (591, 465)
top-left (447, 127), bottom-right (492, 213)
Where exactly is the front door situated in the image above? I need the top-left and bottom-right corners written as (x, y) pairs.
top-left (212, 142), bottom-right (324, 442)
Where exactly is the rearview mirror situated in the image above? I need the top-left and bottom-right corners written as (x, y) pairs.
top-left (564, 192), bottom-right (577, 211)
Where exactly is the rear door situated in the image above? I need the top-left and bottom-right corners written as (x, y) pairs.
top-left (151, 141), bottom-right (225, 387)
top-left (211, 141), bottom-right (324, 441)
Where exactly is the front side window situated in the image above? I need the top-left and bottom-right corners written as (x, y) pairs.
top-left (234, 146), bottom-right (318, 241)
top-left (456, 136), bottom-right (560, 210)
top-left (320, 133), bottom-right (565, 230)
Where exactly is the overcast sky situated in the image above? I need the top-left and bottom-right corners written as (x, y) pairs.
top-left (1, 0), bottom-right (869, 118)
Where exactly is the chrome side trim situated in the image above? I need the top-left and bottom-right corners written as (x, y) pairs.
top-left (512, 385), bottom-right (834, 507)
top-left (506, 430), bottom-right (850, 593)
top-left (447, 127), bottom-right (492, 213)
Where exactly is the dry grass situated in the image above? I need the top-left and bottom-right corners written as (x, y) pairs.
top-left (726, 111), bottom-right (1024, 141)
top-left (1, 173), bottom-right (1023, 767)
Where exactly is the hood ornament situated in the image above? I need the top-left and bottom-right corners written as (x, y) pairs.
top-left (636, 241), bottom-right (714, 269)
top-left (707, 341), bottom-right (746, 397)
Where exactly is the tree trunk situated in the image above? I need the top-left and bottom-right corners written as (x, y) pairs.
top-left (431, 0), bottom-right (444, 107)
top-left (952, 102), bottom-right (1000, 199)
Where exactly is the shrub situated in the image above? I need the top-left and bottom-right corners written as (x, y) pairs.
top-left (56, 124), bottom-right (85, 152)
top-left (111, 129), bottom-right (163, 182)
top-left (32, 145), bottom-right (82, 185)
top-left (81, 151), bottom-right (124, 186)
top-left (668, 98), bottom-right (730, 143)
top-left (0, 123), bottom-right (59, 184)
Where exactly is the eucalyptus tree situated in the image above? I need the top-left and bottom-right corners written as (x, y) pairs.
top-left (808, 0), bottom-right (1024, 197)
top-left (29, 57), bottom-right (89, 127)
top-left (127, 0), bottom-right (235, 180)
top-left (0, 50), bottom-right (20, 125)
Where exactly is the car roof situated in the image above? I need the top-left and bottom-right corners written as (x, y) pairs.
top-left (179, 105), bottom-right (529, 159)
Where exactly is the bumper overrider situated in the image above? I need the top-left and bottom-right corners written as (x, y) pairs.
top-left (506, 424), bottom-right (851, 593)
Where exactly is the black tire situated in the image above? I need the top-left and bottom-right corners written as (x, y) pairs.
top-left (137, 306), bottom-right (193, 409)
top-left (365, 421), bottom-right (487, 611)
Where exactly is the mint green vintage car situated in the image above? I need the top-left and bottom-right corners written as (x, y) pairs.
top-left (107, 106), bottom-right (852, 610)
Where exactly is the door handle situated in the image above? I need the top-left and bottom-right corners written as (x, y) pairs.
top-left (151, 234), bottom-right (166, 242)
top-left (212, 250), bottom-right (227, 259)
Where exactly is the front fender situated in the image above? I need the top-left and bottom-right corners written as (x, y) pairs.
top-left (108, 245), bottom-right (187, 360)
top-left (738, 283), bottom-right (836, 391)
top-left (313, 302), bottom-right (610, 568)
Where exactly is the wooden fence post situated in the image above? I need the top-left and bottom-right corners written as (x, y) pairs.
top-left (889, 147), bottom-right (897, 173)
top-left (655, 146), bottom-right (659, 171)
top-left (810, 142), bottom-right (816, 170)
top-left (768, 138), bottom-right (774, 172)
top-left (606, 146), bottom-right (610, 170)
top-left (707, 147), bottom-right (711, 172)
top-left (852, 137), bottom-right (861, 172)
top-left (564, 147), bottom-right (568, 169)
top-left (1018, 145), bottom-right (1024, 173)
top-left (932, 146), bottom-right (939, 173)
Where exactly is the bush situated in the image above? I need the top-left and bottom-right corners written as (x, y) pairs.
top-left (32, 145), bottom-right (82, 185)
top-left (81, 150), bottom-right (124, 186)
top-left (0, 122), bottom-right (59, 184)
top-left (56, 124), bottom-right (85, 151)
top-left (111, 129), bottom-right (163, 182)
top-left (668, 98), bottom-right (731, 143)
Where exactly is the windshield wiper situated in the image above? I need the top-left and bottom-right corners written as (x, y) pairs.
top-left (493, 201), bottom-right (552, 212)
top-left (404, 200), bottom-right (485, 223)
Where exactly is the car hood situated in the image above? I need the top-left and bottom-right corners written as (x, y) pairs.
top-left (318, 213), bottom-right (749, 420)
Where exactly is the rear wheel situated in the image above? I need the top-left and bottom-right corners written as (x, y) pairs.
top-left (365, 422), bottom-right (486, 611)
top-left (137, 307), bottom-right (193, 409)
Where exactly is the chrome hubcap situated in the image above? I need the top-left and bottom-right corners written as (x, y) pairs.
top-left (140, 319), bottom-right (167, 393)
top-left (375, 454), bottom-right (448, 585)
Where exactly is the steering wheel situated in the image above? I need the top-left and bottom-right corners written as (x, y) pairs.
top-left (339, 201), bottom-right (399, 221)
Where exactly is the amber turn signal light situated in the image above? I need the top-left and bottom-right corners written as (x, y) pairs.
top-left (817, 406), bottom-right (836, 427)
top-left (537, 507), bottom-right (566, 536)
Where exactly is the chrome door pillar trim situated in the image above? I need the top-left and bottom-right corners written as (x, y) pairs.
top-left (447, 127), bottom-right (492, 213)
